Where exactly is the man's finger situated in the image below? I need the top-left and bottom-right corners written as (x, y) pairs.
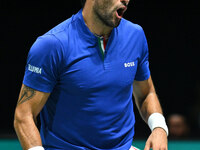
top-left (144, 141), bottom-right (151, 150)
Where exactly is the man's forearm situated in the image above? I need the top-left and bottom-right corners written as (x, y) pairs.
top-left (138, 91), bottom-right (168, 135)
top-left (14, 115), bottom-right (42, 150)
top-left (139, 91), bottom-right (163, 122)
top-left (133, 77), bottom-right (168, 149)
top-left (133, 77), bottom-right (163, 122)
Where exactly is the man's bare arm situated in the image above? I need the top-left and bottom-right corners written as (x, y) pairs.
top-left (133, 76), bottom-right (168, 150)
top-left (133, 76), bottom-right (162, 122)
top-left (14, 84), bottom-right (50, 150)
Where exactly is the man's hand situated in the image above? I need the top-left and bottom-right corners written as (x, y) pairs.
top-left (144, 128), bottom-right (168, 150)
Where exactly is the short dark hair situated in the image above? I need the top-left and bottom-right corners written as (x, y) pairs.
top-left (81, 0), bottom-right (86, 7)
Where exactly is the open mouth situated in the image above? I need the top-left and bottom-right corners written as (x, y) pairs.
top-left (116, 7), bottom-right (127, 18)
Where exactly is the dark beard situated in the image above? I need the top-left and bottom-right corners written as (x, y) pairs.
top-left (93, 5), bottom-right (120, 28)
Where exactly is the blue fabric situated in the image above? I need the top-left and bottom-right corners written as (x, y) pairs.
top-left (23, 9), bottom-right (150, 150)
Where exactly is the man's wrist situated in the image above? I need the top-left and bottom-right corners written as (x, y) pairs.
top-left (28, 146), bottom-right (44, 150)
top-left (147, 113), bottom-right (169, 136)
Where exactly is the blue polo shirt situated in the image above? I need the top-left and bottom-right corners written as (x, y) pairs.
top-left (23, 9), bottom-right (150, 150)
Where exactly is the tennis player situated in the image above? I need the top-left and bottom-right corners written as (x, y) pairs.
top-left (14, 0), bottom-right (168, 149)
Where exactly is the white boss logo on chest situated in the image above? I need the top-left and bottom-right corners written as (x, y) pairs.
top-left (124, 61), bottom-right (135, 68)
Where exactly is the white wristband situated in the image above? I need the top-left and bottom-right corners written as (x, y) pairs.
top-left (28, 146), bottom-right (44, 150)
top-left (147, 113), bottom-right (168, 136)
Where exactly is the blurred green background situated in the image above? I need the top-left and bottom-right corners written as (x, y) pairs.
top-left (1, 139), bottom-right (200, 150)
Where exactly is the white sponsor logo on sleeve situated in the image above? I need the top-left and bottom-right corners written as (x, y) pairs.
top-left (28, 64), bottom-right (42, 74)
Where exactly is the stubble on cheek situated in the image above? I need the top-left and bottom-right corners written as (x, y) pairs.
top-left (93, 0), bottom-right (120, 27)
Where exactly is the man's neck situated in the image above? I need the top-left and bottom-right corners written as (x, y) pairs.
top-left (82, 4), bottom-right (113, 39)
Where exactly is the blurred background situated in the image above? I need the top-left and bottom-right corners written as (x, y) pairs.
top-left (1, 0), bottom-right (200, 149)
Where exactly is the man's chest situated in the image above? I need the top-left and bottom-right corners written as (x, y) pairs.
top-left (58, 43), bottom-right (140, 94)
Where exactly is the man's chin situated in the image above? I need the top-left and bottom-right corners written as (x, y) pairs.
top-left (103, 18), bottom-right (121, 28)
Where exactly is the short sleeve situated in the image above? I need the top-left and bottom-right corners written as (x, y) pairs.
top-left (134, 30), bottom-right (151, 81)
top-left (23, 34), bottom-right (63, 93)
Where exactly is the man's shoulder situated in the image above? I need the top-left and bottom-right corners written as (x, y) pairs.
top-left (120, 18), bottom-right (144, 32)
top-left (118, 18), bottom-right (146, 41)
top-left (37, 11), bottom-right (81, 49)
top-left (44, 15), bottom-right (75, 36)
top-left (42, 10), bottom-right (82, 38)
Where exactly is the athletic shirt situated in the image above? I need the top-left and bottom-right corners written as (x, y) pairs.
top-left (23, 9), bottom-right (150, 150)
